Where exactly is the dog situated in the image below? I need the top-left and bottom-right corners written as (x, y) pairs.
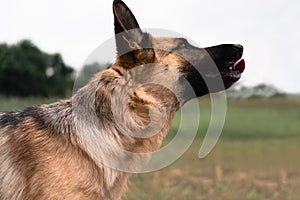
top-left (0, 0), bottom-right (245, 199)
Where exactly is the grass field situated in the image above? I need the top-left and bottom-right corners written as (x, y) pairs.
top-left (126, 138), bottom-right (300, 200)
top-left (0, 96), bottom-right (300, 199)
top-left (0, 96), bottom-right (59, 112)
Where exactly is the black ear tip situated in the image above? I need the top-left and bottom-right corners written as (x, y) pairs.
top-left (113, 0), bottom-right (132, 19)
top-left (113, 0), bottom-right (124, 8)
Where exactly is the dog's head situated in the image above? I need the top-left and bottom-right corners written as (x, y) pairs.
top-left (73, 0), bottom-right (246, 165)
top-left (111, 0), bottom-right (245, 104)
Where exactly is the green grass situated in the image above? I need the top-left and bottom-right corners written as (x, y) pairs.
top-left (0, 96), bottom-right (59, 112)
top-left (223, 98), bottom-right (300, 138)
top-left (167, 97), bottom-right (300, 139)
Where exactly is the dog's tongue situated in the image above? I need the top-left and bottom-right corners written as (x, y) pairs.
top-left (233, 59), bottom-right (245, 73)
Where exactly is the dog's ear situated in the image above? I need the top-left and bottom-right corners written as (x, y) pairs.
top-left (113, 0), bottom-right (144, 55)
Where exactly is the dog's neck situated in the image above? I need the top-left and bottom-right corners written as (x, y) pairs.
top-left (72, 68), bottom-right (179, 170)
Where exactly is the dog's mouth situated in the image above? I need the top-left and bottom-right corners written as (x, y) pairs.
top-left (203, 43), bottom-right (245, 88)
top-left (221, 58), bottom-right (245, 80)
top-left (181, 44), bottom-right (245, 97)
top-left (204, 58), bottom-right (245, 80)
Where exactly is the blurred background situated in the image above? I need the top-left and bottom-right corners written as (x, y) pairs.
top-left (1, 0), bottom-right (300, 199)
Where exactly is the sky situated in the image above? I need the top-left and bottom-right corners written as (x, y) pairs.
top-left (1, 0), bottom-right (300, 93)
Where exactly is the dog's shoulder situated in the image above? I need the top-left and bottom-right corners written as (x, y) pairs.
top-left (0, 100), bottom-right (72, 131)
top-left (0, 107), bottom-right (41, 128)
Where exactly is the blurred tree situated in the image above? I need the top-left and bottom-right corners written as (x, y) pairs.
top-left (0, 40), bottom-right (74, 97)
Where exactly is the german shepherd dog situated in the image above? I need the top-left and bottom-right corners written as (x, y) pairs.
top-left (0, 0), bottom-right (245, 199)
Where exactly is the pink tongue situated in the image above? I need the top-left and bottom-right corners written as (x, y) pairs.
top-left (233, 59), bottom-right (245, 73)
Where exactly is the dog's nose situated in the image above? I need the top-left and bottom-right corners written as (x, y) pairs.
top-left (233, 44), bottom-right (243, 52)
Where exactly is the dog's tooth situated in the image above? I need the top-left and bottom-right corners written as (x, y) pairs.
top-left (229, 66), bottom-right (233, 70)
top-left (205, 73), bottom-right (220, 78)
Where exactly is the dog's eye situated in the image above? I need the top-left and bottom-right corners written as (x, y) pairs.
top-left (178, 43), bottom-right (187, 48)
top-left (172, 39), bottom-right (191, 52)
top-left (173, 43), bottom-right (187, 51)
top-left (178, 39), bottom-right (192, 49)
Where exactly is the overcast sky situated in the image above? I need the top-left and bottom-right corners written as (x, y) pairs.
top-left (1, 0), bottom-right (300, 93)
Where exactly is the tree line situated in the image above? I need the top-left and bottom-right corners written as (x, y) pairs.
top-left (0, 40), bottom-right (74, 97)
